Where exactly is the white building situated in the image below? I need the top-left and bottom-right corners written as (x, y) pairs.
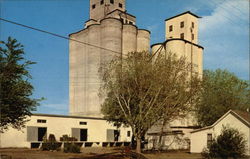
top-left (0, 114), bottom-right (131, 148)
top-left (190, 110), bottom-right (250, 156)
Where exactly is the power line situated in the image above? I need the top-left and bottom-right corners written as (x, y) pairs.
top-left (221, 0), bottom-right (247, 18)
top-left (201, 0), bottom-right (249, 26)
top-left (213, 0), bottom-right (248, 23)
top-left (0, 18), bottom-right (204, 77)
top-left (0, 17), bottom-right (123, 57)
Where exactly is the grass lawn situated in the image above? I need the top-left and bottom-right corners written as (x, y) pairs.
top-left (0, 148), bottom-right (202, 159)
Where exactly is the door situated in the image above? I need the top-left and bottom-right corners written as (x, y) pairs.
top-left (80, 129), bottom-right (88, 141)
top-left (38, 127), bottom-right (47, 141)
top-left (114, 130), bottom-right (120, 141)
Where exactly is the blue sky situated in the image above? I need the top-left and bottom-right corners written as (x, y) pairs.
top-left (1, 0), bottom-right (249, 115)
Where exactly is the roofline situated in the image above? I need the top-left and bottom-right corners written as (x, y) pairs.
top-left (230, 110), bottom-right (250, 127)
top-left (85, 19), bottom-right (97, 23)
top-left (69, 28), bottom-right (87, 36)
top-left (191, 110), bottom-right (250, 133)
top-left (107, 9), bottom-right (136, 18)
top-left (151, 43), bottom-right (163, 48)
top-left (165, 11), bottom-right (201, 21)
top-left (32, 113), bottom-right (105, 120)
top-left (151, 38), bottom-right (204, 49)
top-left (191, 125), bottom-right (212, 133)
top-left (138, 29), bottom-right (151, 34)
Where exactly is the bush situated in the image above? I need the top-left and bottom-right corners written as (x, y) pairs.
top-left (202, 127), bottom-right (246, 159)
top-left (41, 134), bottom-right (61, 151)
top-left (64, 143), bottom-right (80, 153)
top-left (60, 134), bottom-right (77, 142)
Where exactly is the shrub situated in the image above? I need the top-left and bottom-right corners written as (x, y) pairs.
top-left (41, 134), bottom-right (61, 151)
top-left (64, 143), bottom-right (80, 153)
top-left (202, 127), bottom-right (246, 159)
top-left (60, 134), bottom-right (77, 142)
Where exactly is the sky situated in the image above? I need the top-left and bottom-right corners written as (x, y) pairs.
top-left (0, 0), bottom-right (249, 115)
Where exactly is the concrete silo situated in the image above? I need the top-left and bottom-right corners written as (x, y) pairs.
top-left (69, 0), bottom-right (151, 117)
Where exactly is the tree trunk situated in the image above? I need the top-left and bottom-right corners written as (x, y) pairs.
top-left (136, 137), bottom-right (141, 153)
top-left (158, 119), bottom-right (166, 150)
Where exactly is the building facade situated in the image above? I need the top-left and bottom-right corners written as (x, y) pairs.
top-left (152, 11), bottom-right (203, 78)
top-left (69, 0), bottom-right (150, 117)
top-left (190, 110), bottom-right (250, 156)
top-left (0, 114), bottom-right (132, 148)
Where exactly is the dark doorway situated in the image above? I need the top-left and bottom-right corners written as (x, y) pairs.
top-left (38, 127), bottom-right (47, 141)
top-left (80, 129), bottom-right (87, 141)
top-left (114, 130), bottom-right (120, 141)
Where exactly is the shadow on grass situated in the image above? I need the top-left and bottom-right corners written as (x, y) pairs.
top-left (70, 151), bottom-right (149, 159)
top-left (69, 152), bottom-right (125, 159)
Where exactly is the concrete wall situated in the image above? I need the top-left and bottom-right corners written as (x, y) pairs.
top-left (190, 128), bottom-right (211, 153)
top-left (122, 24), bottom-right (137, 56)
top-left (146, 133), bottom-right (190, 150)
top-left (90, 0), bottom-right (126, 21)
top-left (190, 113), bottom-right (250, 155)
top-left (151, 40), bottom-right (203, 79)
top-left (107, 10), bottom-right (136, 25)
top-left (137, 29), bottom-right (150, 52)
top-left (165, 13), bottom-right (199, 44)
top-left (165, 40), bottom-right (203, 78)
top-left (0, 114), bottom-right (132, 148)
top-left (69, 17), bottom-right (150, 117)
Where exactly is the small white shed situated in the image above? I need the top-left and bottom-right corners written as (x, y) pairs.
top-left (190, 110), bottom-right (250, 156)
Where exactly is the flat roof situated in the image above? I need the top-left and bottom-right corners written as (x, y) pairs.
top-left (32, 113), bottom-right (105, 120)
top-left (165, 11), bottom-right (201, 21)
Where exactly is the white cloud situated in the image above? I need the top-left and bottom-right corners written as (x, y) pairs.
top-left (199, 0), bottom-right (249, 80)
top-left (200, 0), bottom-right (249, 34)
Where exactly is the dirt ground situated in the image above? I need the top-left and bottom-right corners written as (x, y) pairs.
top-left (0, 148), bottom-right (202, 159)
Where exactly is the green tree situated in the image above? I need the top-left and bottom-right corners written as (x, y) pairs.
top-left (0, 37), bottom-right (42, 132)
top-left (196, 69), bottom-right (250, 127)
top-left (202, 126), bottom-right (247, 159)
top-left (100, 51), bottom-right (201, 153)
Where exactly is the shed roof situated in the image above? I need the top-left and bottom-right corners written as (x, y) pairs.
top-left (191, 110), bottom-right (250, 133)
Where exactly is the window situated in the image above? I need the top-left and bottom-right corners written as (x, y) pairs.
top-left (169, 25), bottom-right (173, 32)
top-left (180, 21), bottom-right (184, 28)
top-left (79, 121), bottom-right (87, 125)
top-left (100, 0), bottom-right (104, 5)
top-left (192, 34), bottom-right (194, 40)
top-left (127, 131), bottom-right (131, 137)
top-left (37, 119), bottom-right (46, 123)
top-left (129, 21), bottom-right (133, 25)
top-left (119, 3), bottom-right (123, 8)
top-left (192, 22), bottom-right (194, 28)
top-left (92, 4), bottom-right (96, 9)
top-left (207, 134), bottom-right (212, 147)
top-left (110, 0), bottom-right (114, 4)
top-left (180, 33), bottom-right (184, 39)
top-left (169, 36), bottom-right (173, 39)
